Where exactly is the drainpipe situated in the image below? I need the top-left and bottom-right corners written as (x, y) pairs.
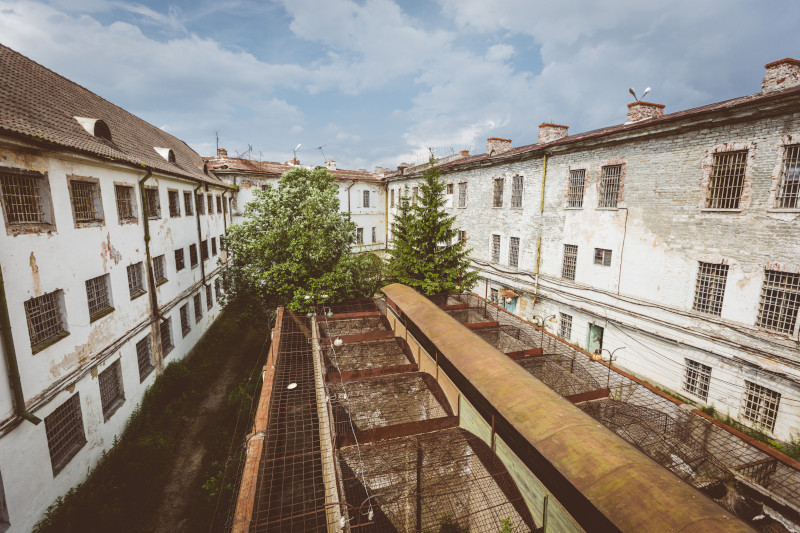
top-left (384, 181), bottom-right (388, 252)
top-left (534, 154), bottom-right (548, 304)
top-left (0, 263), bottom-right (42, 424)
top-left (138, 170), bottom-right (164, 372)
top-left (345, 179), bottom-right (356, 212)
top-left (221, 189), bottom-right (228, 235)
top-left (194, 184), bottom-right (207, 284)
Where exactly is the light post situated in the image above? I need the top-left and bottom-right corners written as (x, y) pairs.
top-left (602, 347), bottom-right (626, 389)
top-left (533, 314), bottom-right (557, 350)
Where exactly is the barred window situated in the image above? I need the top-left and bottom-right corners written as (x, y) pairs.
top-left (196, 193), bottom-right (205, 215)
top-left (207, 194), bottom-right (214, 214)
top-left (175, 248), bottom-right (185, 271)
top-left (371, 227), bottom-right (376, 244)
top-left (390, 189), bottom-right (395, 207)
top-left (153, 255), bottom-right (167, 284)
top-left (45, 394), bottom-right (86, 475)
top-left (160, 317), bottom-right (173, 356)
top-left (559, 313), bottom-right (572, 339)
top-left (567, 169), bottom-right (585, 208)
top-left (458, 182), bottom-right (467, 208)
top-left (211, 237), bottom-right (217, 256)
top-left (145, 187), bottom-right (160, 218)
top-left (693, 262), bottom-right (728, 316)
top-left (24, 291), bottom-right (67, 350)
top-left (757, 270), bottom-right (800, 334)
top-left (356, 228), bottom-right (363, 244)
top-left (492, 178), bottom-right (504, 207)
top-left (136, 336), bottom-right (154, 382)
top-left (0, 169), bottom-right (51, 226)
top-left (491, 234), bottom-right (501, 262)
top-left (127, 262), bottom-right (146, 299)
top-left (206, 284), bottom-right (213, 310)
top-left (706, 151), bottom-right (747, 209)
top-left (508, 237), bottom-right (520, 267)
top-left (458, 230), bottom-right (467, 242)
top-left (562, 244), bottom-right (578, 281)
top-left (594, 248), bottom-right (612, 266)
top-left (363, 190), bottom-right (370, 208)
top-left (412, 186), bottom-right (418, 206)
top-left (201, 240), bottom-right (209, 261)
top-left (215, 278), bottom-right (222, 300)
top-left (70, 179), bottom-right (103, 224)
top-left (511, 176), bottom-right (523, 208)
top-left (180, 304), bottom-right (191, 336)
top-left (98, 359), bottom-right (125, 420)
top-left (183, 191), bottom-right (194, 215)
top-left (194, 293), bottom-right (203, 322)
top-left (115, 184), bottom-right (137, 223)
top-left (189, 244), bottom-right (198, 267)
top-left (216, 195), bottom-right (222, 213)
top-left (776, 144), bottom-right (800, 209)
top-left (86, 274), bottom-right (113, 319)
top-left (683, 359), bottom-right (711, 401)
top-left (168, 190), bottom-right (180, 217)
top-left (446, 183), bottom-right (454, 194)
top-left (490, 288), bottom-right (499, 304)
top-left (599, 165), bottom-right (621, 208)
top-left (741, 381), bottom-right (781, 432)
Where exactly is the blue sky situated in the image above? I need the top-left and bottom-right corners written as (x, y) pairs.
top-left (1, 0), bottom-right (798, 170)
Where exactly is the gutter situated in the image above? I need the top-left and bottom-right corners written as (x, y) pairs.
top-left (0, 263), bottom-right (42, 425)
top-left (194, 184), bottom-right (207, 284)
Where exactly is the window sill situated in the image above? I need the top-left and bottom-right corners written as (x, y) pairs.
top-left (6, 222), bottom-right (56, 236)
top-left (191, 263), bottom-right (199, 269)
top-left (90, 307), bottom-right (115, 323)
top-left (182, 327), bottom-right (191, 338)
top-left (102, 397), bottom-right (125, 422)
top-left (130, 289), bottom-right (147, 301)
top-left (162, 344), bottom-right (174, 358)
top-left (699, 208), bottom-right (741, 213)
top-left (74, 220), bottom-right (105, 229)
top-left (564, 207), bottom-right (584, 210)
top-left (118, 217), bottom-right (138, 225)
top-left (51, 439), bottom-right (87, 476)
top-left (147, 215), bottom-right (161, 220)
top-left (31, 330), bottom-right (70, 354)
top-left (766, 208), bottom-right (800, 213)
top-left (596, 207), bottom-right (620, 211)
top-left (155, 278), bottom-right (168, 287)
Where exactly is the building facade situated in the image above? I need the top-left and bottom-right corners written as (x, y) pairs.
top-left (0, 45), bottom-right (231, 532)
top-left (205, 152), bottom-right (387, 253)
top-left (387, 59), bottom-right (800, 441)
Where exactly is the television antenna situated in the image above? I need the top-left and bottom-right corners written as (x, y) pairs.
top-left (629, 87), bottom-right (651, 102)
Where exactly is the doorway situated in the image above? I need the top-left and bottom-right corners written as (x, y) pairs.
top-left (588, 324), bottom-right (604, 355)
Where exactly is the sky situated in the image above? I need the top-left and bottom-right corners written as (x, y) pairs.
top-left (1, 0), bottom-right (798, 171)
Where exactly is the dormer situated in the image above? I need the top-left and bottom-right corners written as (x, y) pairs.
top-left (154, 147), bottom-right (176, 163)
top-left (74, 117), bottom-right (112, 142)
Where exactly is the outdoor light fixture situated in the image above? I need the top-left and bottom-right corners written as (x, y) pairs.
top-left (287, 383), bottom-right (297, 390)
top-left (533, 314), bottom-right (558, 349)
top-left (333, 337), bottom-right (343, 346)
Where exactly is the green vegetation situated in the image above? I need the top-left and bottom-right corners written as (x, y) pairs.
top-left (34, 302), bottom-right (267, 533)
top-left (387, 158), bottom-right (478, 294)
top-left (500, 516), bottom-right (514, 532)
top-left (220, 166), bottom-right (382, 318)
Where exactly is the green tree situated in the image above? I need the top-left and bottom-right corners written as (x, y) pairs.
top-left (220, 166), bottom-right (381, 318)
top-left (388, 160), bottom-right (478, 295)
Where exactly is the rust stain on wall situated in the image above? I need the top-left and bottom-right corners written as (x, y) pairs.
top-left (30, 252), bottom-right (41, 297)
top-left (100, 233), bottom-right (122, 271)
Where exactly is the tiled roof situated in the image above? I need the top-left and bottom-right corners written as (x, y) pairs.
top-left (205, 155), bottom-right (382, 183)
top-left (0, 44), bottom-right (223, 186)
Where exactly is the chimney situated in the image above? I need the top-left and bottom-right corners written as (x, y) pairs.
top-left (538, 123), bottom-right (569, 144)
top-left (626, 101), bottom-right (665, 124)
top-left (460, 149), bottom-right (470, 157)
top-left (487, 137), bottom-right (512, 156)
top-left (762, 58), bottom-right (800, 94)
top-left (217, 147), bottom-right (228, 157)
top-left (397, 162), bottom-right (409, 174)
top-left (325, 159), bottom-right (337, 171)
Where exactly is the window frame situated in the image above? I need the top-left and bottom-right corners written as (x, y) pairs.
top-left (153, 254), bottom-right (167, 285)
top-left (45, 393), bottom-right (86, 476)
top-left (160, 317), bottom-right (174, 357)
top-left (67, 176), bottom-right (104, 227)
top-left (175, 248), bottom-right (185, 271)
top-left (114, 183), bottom-right (138, 224)
top-left (593, 248), bottom-right (612, 267)
top-left (24, 290), bottom-right (69, 353)
top-left (492, 177), bottom-right (504, 208)
top-left (98, 359), bottom-right (125, 421)
top-left (567, 169), bottom-right (586, 209)
top-left (457, 182), bottom-right (467, 208)
top-left (693, 262), bottom-right (729, 316)
top-left (196, 192), bottom-right (206, 215)
top-left (194, 293), bottom-right (203, 323)
top-left (756, 270), bottom-right (800, 336)
top-left (127, 262), bottom-right (146, 300)
top-left (510, 175), bottom-right (524, 208)
top-left (136, 335), bottom-right (155, 382)
top-left (206, 284), bottom-right (213, 310)
top-left (559, 313), bottom-right (573, 340)
top-left (741, 381), bottom-right (781, 432)
top-left (189, 244), bottom-right (198, 268)
top-left (774, 143), bottom-right (800, 210)
top-left (183, 191), bottom-right (194, 216)
top-left (508, 236), bottom-right (520, 267)
top-left (562, 244), bottom-right (578, 281)
top-left (356, 227), bottom-right (364, 244)
top-left (598, 165), bottom-right (622, 209)
top-left (0, 167), bottom-right (55, 234)
top-left (363, 190), bottom-right (370, 208)
top-left (85, 274), bottom-right (114, 322)
top-left (683, 359), bottom-right (711, 401)
top-left (491, 234), bottom-right (501, 263)
top-left (180, 303), bottom-right (191, 337)
top-left (144, 186), bottom-right (161, 219)
top-left (167, 189), bottom-right (181, 217)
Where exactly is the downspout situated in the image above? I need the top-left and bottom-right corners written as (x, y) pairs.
top-left (194, 184), bottom-right (207, 284)
top-left (534, 154), bottom-right (547, 305)
top-left (138, 169), bottom-right (164, 372)
top-left (221, 189), bottom-right (228, 235)
top-left (345, 179), bottom-right (356, 212)
top-left (617, 208), bottom-right (629, 295)
top-left (384, 181), bottom-right (388, 252)
top-left (0, 263), bottom-right (41, 424)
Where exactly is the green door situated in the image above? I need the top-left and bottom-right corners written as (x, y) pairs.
top-left (588, 324), bottom-right (604, 355)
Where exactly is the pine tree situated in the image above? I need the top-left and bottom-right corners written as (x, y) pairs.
top-left (388, 160), bottom-right (478, 295)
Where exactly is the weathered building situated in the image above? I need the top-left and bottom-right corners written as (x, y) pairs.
top-left (0, 44), bottom-right (231, 532)
top-left (205, 152), bottom-right (387, 253)
top-left (387, 58), bottom-right (800, 442)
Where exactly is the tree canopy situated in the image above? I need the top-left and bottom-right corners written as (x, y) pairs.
top-left (387, 161), bottom-right (478, 295)
top-left (220, 166), bottom-right (382, 318)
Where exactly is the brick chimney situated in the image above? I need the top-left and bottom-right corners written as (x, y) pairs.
top-left (487, 137), bottom-right (512, 156)
top-left (538, 123), bottom-right (569, 144)
top-left (217, 147), bottom-right (228, 157)
top-left (325, 159), bottom-right (336, 171)
top-left (460, 149), bottom-right (470, 157)
top-left (626, 101), bottom-right (665, 124)
top-left (762, 58), bottom-right (800, 94)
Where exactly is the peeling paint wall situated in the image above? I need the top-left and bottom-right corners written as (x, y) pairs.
top-left (0, 144), bottom-right (231, 533)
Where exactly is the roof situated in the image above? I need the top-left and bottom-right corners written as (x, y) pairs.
top-left (0, 44), bottom-right (223, 186)
top-left (387, 83), bottom-right (800, 178)
top-left (204, 154), bottom-right (383, 183)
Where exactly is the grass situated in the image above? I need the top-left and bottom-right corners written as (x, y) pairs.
top-left (34, 301), bottom-right (268, 533)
